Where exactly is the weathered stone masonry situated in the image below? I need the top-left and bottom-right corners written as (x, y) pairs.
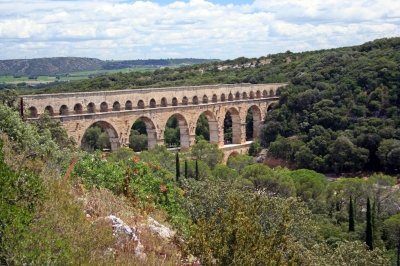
top-left (23, 83), bottom-right (283, 155)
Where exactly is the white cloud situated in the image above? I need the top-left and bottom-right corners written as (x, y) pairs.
top-left (0, 0), bottom-right (398, 60)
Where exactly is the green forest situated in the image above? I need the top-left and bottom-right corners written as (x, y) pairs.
top-left (1, 37), bottom-right (400, 265)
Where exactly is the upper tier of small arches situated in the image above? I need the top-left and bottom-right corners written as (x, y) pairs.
top-left (27, 89), bottom-right (277, 118)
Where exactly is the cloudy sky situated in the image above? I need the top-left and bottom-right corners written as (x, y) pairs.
top-left (0, 0), bottom-right (399, 60)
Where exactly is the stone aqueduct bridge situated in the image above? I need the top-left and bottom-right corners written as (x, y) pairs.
top-left (23, 83), bottom-right (283, 159)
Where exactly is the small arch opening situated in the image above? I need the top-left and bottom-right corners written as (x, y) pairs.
top-left (125, 100), bottom-right (133, 110)
top-left (137, 100), bottom-right (145, 109)
top-left (221, 93), bottom-right (226, 101)
top-left (269, 89), bottom-right (274, 97)
top-left (74, 103), bottom-right (83, 114)
top-left (113, 101), bottom-right (120, 111)
top-left (150, 99), bottom-right (156, 108)
top-left (172, 97), bottom-right (178, 106)
top-left (100, 102), bottom-right (108, 112)
top-left (228, 93), bottom-right (233, 101)
top-left (202, 95), bottom-right (208, 104)
top-left (44, 106), bottom-right (54, 116)
top-left (182, 97), bottom-right (188, 105)
top-left (235, 92), bottom-right (240, 100)
top-left (192, 96), bottom-right (199, 105)
top-left (250, 91), bottom-right (255, 99)
top-left (212, 94), bottom-right (218, 103)
top-left (59, 105), bottom-right (69, 115)
top-left (87, 102), bottom-right (96, 113)
top-left (263, 90), bottom-right (268, 98)
top-left (242, 92), bottom-right (248, 99)
top-left (256, 90), bottom-right (261, 98)
top-left (161, 97), bottom-right (167, 107)
top-left (29, 106), bottom-right (38, 118)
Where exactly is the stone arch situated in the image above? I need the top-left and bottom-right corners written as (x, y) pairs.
top-left (221, 93), bottom-right (226, 101)
top-left (113, 101), bottom-right (120, 111)
top-left (150, 99), bottom-right (156, 108)
top-left (29, 106), bottom-right (38, 118)
top-left (235, 92), bottom-right (240, 100)
top-left (198, 110), bottom-right (220, 145)
top-left (137, 100), bottom-right (144, 109)
top-left (228, 93), bottom-right (233, 101)
top-left (172, 97), bottom-right (178, 106)
top-left (164, 113), bottom-right (191, 151)
top-left (161, 97), bottom-right (167, 107)
top-left (267, 103), bottom-right (275, 113)
top-left (243, 92), bottom-right (248, 99)
top-left (74, 103), bottom-right (83, 114)
top-left (59, 105), bottom-right (69, 115)
top-left (87, 102), bottom-right (96, 113)
top-left (182, 96), bottom-right (188, 105)
top-left (192, 96), bottom-right (199, 105)
top-left (269, 89), bottom-right (274, 97)
top-left (202, 95), bottom-right (208, 104)
top-left (126, 100), bottom-right (133, 110)
top-left (256, 90), bottom-right (261, 98)
top-left (100, 102), bottom-right (108, 112)
top-left (81, 120), bottom-right (120, 152)
top-left (44, 105), bottom-right (54, 116)
top-left (136, 116), bottom-right (157, 149)
top-left (263, 90), bottom-right (268, 98)
top-left (229, 151), bottom-right (239, 158)
top-left (247, 105), bottom-right (262, 139)
top-left (225, 107), bottom-right (242, 145)
top-left (212, 94), bottom-right (218, 103)
top-left (250, 91), bottom-right (255, 99)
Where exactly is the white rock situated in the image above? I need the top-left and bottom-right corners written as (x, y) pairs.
top-left (148, 217), bottom-right (175, 239)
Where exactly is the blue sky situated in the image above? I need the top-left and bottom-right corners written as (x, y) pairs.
top-left (0, 0), bottom-right (399, 60)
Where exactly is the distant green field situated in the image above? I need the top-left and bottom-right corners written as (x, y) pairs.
top-left (0, 67), bottom-right (157, 84)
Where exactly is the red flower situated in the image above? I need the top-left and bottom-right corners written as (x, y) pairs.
top-left (148, 162), bottom-right (153, 167)
top-left (133, 169), bottom-right (138, 175)
top-left (132, 156), bottom-right (139, 162)
top-left (159, 184), bottom-right (167, 193)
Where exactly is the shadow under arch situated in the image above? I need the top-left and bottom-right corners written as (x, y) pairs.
top-left (81, 120), bottom-right (120, 152)
top-left (224, 107), bottom-right (242, 145)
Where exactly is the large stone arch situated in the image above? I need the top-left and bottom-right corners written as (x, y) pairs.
top-left (162, 113), bottom-right (191, 151)
top-left (247, 105), bottom-right (262, 139)
top-left (81, 120), bottom-right (121, 151)
top-left (225, 107), bottom-right (243, 145)
top-left (196, 110), bottom-right (220, 145)
top-left (134, 116), bottom-right (158, 149)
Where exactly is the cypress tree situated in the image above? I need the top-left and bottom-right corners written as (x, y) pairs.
top-left (175, 152), bottom-right (180, 182)
top-left (366, 197), bottom-right (373, 250)
top-left (349, 195), bottom-right (355, 232)
top-left (184, 160), bottom-right (188, 179)
top-left (195, 159), bottom-right (199, 181)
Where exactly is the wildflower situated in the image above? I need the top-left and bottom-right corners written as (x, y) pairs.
top-left (180, 190), bottom-right (185, 196)
top-left (133, 169), bottom-right (138, 175)
top-left (132, 156), bottom-right (139, 162)
top-left (159, 184), bottom-right (167, 193)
